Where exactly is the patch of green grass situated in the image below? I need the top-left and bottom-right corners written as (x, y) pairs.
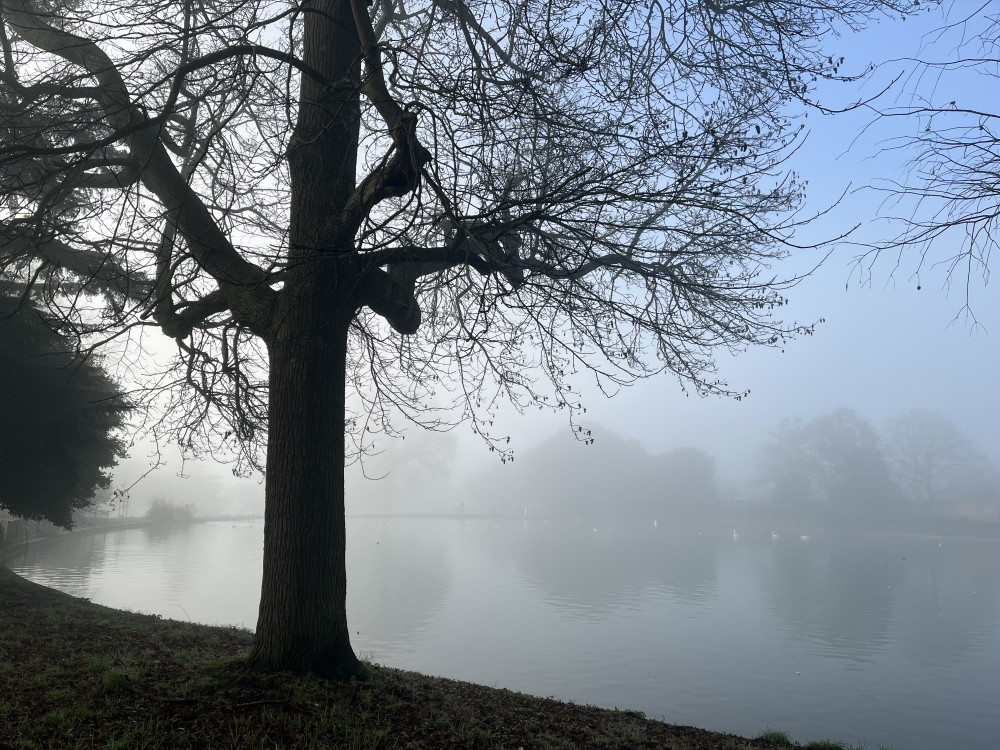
top-left (758, 726), bottom-right (795, 745)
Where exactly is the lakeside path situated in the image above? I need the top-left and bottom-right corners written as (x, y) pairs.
top-left (0, 564), bottom-right (839, 750)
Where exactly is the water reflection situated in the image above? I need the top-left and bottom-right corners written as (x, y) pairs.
top-left (761, 533), bottom-right (904, 661)
top-left (476, 520), bottom-right (719, 616)
top-left (757, 532), bottom-right (1000, 666)
top-left (8, 519), bottom-right (454, 644)
top-left (8, 522), bottom-right (265, 624)
top-left (348, 519), bottom-right (452, 653)
top-left (893, 537), bottom-right (1000, 667)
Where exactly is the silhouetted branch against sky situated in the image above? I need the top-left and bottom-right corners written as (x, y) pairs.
top-left (0, 0), bottom-right (928, 465)
top-left (857, 1), bottom-right (998, 320)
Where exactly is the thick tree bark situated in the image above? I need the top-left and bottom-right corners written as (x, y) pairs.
top-left (247, 0), bottom-right (366, 678)
top-left (248, 285), bottom-right (363, 678)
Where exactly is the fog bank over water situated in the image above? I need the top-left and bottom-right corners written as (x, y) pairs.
top-left (109, 402), bottom-right (999, 536)
top-left (346, 405), bottom-right (999, 531)
top-left (108, 263), bottom-right (999, 523)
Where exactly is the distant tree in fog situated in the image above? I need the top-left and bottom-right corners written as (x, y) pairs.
top-left (760, 408), bottom-right (898, 521)
top-left (145, 496), bottom-right (195, 527)
top-left (0, 296), bottom-right (130, 528)
top-left (883, 409), bottom-right (996, 509)
top-left (346, 430), bottom-right (456, 515)
top-left (656, 447), bottom-right (720, 514)
top-left (467, 428), bottom-right (650, 519)
top-left (465, 427), bottom-right (718, 520)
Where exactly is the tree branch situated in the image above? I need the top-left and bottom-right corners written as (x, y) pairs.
top-left (356, 265), bottom-right (422, 335)
top-left (3, 0), bottom-right (278, 337)
top-left (337, 0), bottom-right (431, 233)
top-left (143, 288), bottom-right (231, 340)
top-left (0, 224), bottom-right (153, 299)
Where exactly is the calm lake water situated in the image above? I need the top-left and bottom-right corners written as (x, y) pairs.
top-left (9, 518), bottom-right (1000, 749)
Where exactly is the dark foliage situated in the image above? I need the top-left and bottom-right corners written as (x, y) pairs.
top-left (0, 296), bottom-right (129, 527)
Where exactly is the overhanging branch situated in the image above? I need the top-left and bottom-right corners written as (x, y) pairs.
top-left (3, 0), bottom-right (278, 337)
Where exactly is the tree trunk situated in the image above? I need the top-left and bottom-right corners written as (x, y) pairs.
top-left (247, 0), bottom-right (366, 678)
top-left (247, 287), bottom-right (364, 679)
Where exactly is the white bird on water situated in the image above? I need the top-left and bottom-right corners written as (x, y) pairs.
top-left (732, 529), bottom-right (738, 540)
top-left (771, 530), bottom-right (779, 541)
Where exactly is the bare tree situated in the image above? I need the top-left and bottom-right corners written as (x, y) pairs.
top-left (862, 3), bottom-right (997, 317)
top-left (0, 0), bottom-right (918, 676)
top-left (758, 408), bottom-right (898, 521)
top-left (883, 408), bottom-right (991, 507)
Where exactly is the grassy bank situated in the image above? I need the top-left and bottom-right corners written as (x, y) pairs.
top-left (0, 565), bottom-right (876, 749)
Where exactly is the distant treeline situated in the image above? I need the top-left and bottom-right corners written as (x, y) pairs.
top-left (755, 407), bottom-right (999, 524)
top-left (462, 430), bottom-right (719, 521)
top-left (346, 408), bottom-right (999, 526)
top-left (462, 408), bottom-right (1000, 525)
